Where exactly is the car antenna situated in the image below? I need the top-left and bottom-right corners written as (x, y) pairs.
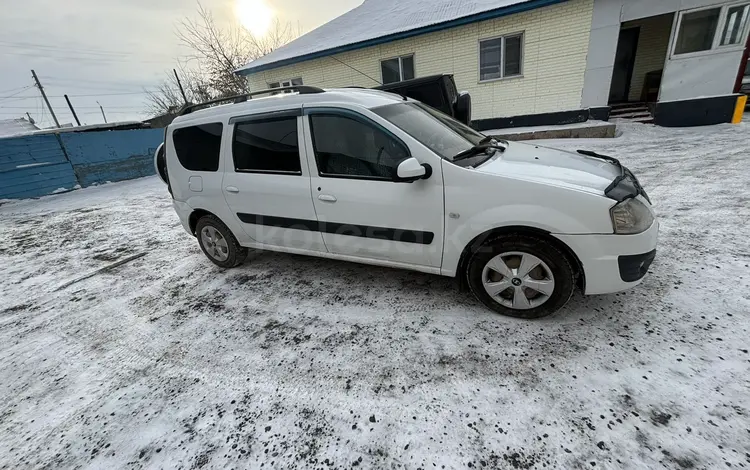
top-left (329, 56), bottom-right (383, 86)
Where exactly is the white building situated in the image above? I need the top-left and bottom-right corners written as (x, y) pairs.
top-left (237, 0), bottom-right (749, 128)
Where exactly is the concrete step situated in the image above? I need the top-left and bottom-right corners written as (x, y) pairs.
top-left (487, 121), bottom-right (616, 141)
top-left (613, 111), bottom-right (653, 119)
top-left (610, 102), bottom-right (646, 110)
top-left (611, 107), bottom-right (649, 116)
top-left (629, 116), bottom-right (655, 124)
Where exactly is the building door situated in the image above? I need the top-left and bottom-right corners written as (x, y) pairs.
top-left (609, 28), bottom-right (641, 103)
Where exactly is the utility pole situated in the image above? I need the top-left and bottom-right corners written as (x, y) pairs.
top-left (31, 69), bottom-right (61, 128)
top-left (174, 68), bottom-right (188, 104)
top-left (97, 101), bottom-right (107, 124)
top-left (64, 94), bottom-right (81, 126)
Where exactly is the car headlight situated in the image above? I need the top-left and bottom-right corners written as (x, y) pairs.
top-left (610, 198), bottom-right (654, 234)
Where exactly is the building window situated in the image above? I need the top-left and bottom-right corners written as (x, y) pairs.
top-left (172, 123), bottom-right (223, 172)
top-left (673, 3), bottom-right (750, 56)
top-left (380, 55), bottom-right (415, 84)
top-left (674, 8), bottom-right (722, 54)
top-left (268, 78), bottom-right (303, 93)
top-left (721, 4), bottom-right (750, 45)
top-left (232, 116), bottom-right (301, 174)
top-left (479, 33), bottom-right (524, 82)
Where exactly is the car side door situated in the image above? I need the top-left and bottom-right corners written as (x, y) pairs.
top-left (221, 109), bottom-right (327, 253)
top-left (301, 106), bottom-right (444, 268)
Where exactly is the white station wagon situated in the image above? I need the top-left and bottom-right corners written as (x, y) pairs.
top-left (155, 86), bottom-right (658, 319)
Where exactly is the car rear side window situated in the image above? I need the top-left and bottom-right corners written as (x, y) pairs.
top-left (232, 116), bottom-right (301, 174)
top-left (172, 123), bottom-right (223, 172)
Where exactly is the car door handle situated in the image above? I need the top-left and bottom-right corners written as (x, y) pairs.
top-left (318, 194), bottom-right (337, 203)
top-left (225, 186), bottom-right (239, 193)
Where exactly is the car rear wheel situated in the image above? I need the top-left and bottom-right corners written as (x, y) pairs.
top-left (195, 215), bottom-right (247, 268)
top-left (466, 234), bottom-right (575, 319)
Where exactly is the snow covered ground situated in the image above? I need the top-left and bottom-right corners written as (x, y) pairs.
top-left (1, 121), bottom-right (749, 470)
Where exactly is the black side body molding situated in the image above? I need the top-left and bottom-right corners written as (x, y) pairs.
top-left (236, 213), bottom-right (434, 245)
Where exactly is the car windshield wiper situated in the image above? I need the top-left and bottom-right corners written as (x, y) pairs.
top-left (452, 144), bottom-right (499, 162)
top-left (479, 135), bottom-right (509, 146)
top-left (453, 141), bottom-right (506, 162)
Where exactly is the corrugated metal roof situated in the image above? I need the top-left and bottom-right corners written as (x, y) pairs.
top-left (236, 0), bottom-right (566, 75)
top-left (0, 118), bottom-right (39, 138)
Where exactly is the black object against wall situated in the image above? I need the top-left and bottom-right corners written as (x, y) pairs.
top-left (653, 95), bottom-right (738, 127)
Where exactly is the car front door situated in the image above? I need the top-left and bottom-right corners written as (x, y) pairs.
top-left (301, 107), bottom-right (444, 268)
top-left (222, 109), bottom-right (327, 253)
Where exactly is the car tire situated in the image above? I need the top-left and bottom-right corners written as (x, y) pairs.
top-left (195, 215), bottom-right (248, 268)
top-left (466, 234), bottom-right (576, 319)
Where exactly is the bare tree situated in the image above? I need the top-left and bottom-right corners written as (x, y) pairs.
top-left (147, 3), bottom-right (297, 115)
top-left (145, 63), bottom-right (212, 115)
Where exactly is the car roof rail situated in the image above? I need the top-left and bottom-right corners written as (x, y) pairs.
top-left (177, 85), bottom-right (325, 116)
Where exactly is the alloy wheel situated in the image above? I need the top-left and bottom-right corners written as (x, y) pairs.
top-left (481, 251), bottom-right (555, 310)
top-left (200, 226), bottom-right (229, 262)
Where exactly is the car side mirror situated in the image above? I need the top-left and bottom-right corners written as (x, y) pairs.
top-left (395, 157), bottom-right (431, 182)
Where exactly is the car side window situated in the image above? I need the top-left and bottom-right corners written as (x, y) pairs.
top-left (232, 116), bottom-right (301, 174)
top-left (172, 123), bottom-right (223, 172)
top-left (309, 113), bottom-right (409, 180)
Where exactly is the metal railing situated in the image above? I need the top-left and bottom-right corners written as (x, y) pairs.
top-left (177, 86), bottom-right (325, 116)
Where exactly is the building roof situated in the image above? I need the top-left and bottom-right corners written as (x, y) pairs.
top-left (29, 121), bottom-right (148, 136)
top-left (236, 0), bottom-right (566, 75)
top-left (0, 118), bottom-right (39, 138)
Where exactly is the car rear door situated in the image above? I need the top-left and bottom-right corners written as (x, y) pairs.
top-left (221, 109), bottom-right (327, 253)
top-left (300, 106), bottom-right (444, 268)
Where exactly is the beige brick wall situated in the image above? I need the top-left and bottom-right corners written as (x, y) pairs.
top-left (625, 14), bottom-right (674, 102)
top-left (245, 0), bottom-right (594, 120)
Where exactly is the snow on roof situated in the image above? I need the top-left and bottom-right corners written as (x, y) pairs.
top-left (29, 121), bottom-right (147, 136)
top-left (236, 0), bottom-right (565, 75)
top-left (0, 118), bottom-right (39, 138)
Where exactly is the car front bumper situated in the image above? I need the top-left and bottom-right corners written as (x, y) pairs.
top-left (553, 219), bottom-right (659, 295)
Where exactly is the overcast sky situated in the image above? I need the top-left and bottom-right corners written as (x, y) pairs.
top-left (0, 0), bottom-right (361, 127)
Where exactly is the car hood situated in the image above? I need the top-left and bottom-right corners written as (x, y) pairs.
top-left (475, 142), bottom-right (621, 195)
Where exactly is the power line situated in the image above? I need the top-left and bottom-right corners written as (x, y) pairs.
top-left (0, 85), bottom-right (32, 94)
top-left (0, 94), bottom-right (39, 104)
top-left (0, 91), bottom-right (156, 102)
top-left (49, 90), bottom-right (156, 97)
top-left (0, 40), bottom-right (177, 59)
top-left (40, 82), bottom-right (159, 93)
top-left (41, 76), bottom-right (159, 86)
top-left (0, 86), bottom-right (34, 100)
top-left (0, 40), bottom-right (130, 56)
top-left (0, 50), bottom-right (170, 65)
top-left (3, 90), bottom-right (160, 99)
top-left (0, 105), bottom-right (147, 109)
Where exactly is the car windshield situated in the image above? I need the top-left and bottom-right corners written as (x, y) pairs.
top-left (372, 102), bottom-right (489, 164)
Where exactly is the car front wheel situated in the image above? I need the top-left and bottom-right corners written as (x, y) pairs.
top-left (466, 234), bottom-right (576, 319)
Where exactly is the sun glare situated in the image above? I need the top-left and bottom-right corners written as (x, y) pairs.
top-left (236, 0), bottom-right (274, 37)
